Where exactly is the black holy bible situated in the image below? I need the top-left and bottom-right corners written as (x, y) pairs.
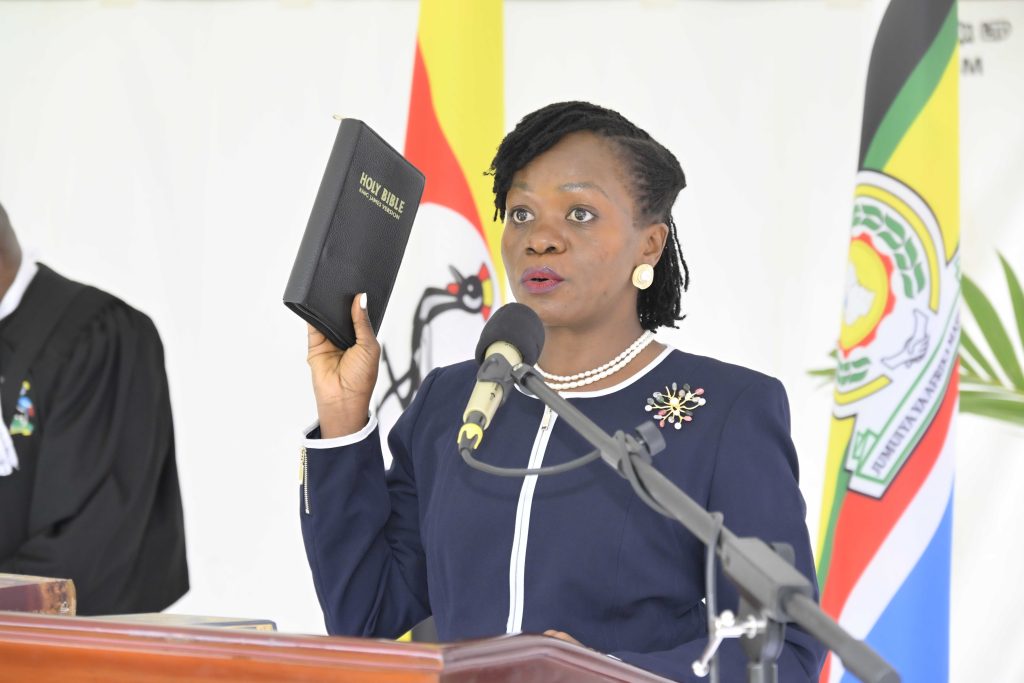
top-left (284, 119), bottom-right (425, 349)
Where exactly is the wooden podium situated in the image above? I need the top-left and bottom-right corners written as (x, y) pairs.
top-left (0, 611), bottom-right (670, 682)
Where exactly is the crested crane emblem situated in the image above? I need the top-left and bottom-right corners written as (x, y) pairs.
top-left (377, 263), bottom-right (493, 411)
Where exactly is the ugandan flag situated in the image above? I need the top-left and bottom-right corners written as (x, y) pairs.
top-left (405, 0), bottom-right (505, 283)
top-left (817, 1), bottom-right (959, 681)
top-left (373, 0), bottom-right (504, 436)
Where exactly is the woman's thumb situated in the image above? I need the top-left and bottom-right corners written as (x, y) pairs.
top-left (351, 292), bottom-right (376, 344)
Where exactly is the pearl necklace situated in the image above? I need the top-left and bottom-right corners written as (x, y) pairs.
top-left (535, 330), bottom-right (656, 390)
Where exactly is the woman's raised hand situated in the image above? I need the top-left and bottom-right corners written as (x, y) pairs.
top-left (307, 293), bottom-right (380, 438)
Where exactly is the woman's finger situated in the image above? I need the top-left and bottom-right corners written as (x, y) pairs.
top-left (351, 292), bottom-right (377, 347)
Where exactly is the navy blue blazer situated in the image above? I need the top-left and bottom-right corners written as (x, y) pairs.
top-left (300, 348), bottom-right (826, 681)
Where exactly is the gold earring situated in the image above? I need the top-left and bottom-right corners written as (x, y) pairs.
top-left (632, 264), bottom-right (654, 290)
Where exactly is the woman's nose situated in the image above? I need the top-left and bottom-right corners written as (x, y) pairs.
top-left (525, 219), bottom-right (565, 255)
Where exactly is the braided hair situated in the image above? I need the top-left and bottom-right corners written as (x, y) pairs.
top-left (488, 101), bottom-right (689, 330)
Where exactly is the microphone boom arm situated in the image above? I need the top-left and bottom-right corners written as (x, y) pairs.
top-left (503, 361), bottom-right (900, 683)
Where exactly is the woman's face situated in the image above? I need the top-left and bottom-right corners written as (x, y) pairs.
top-left (501, 131), bottom-right (665, 333)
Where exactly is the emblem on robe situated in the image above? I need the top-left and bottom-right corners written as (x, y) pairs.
top-left (9, 380), bottom-right (35, 437)
top-left (0, 380), bottom-right (33, 475)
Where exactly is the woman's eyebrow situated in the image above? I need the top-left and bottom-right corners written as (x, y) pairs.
top-left (510, 180), bottom-right (609, 199)
top-left (559, 181), bottom-right (608, 198)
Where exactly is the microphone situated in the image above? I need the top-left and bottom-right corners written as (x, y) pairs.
top-left (458, 303), bottom-right (544, 450)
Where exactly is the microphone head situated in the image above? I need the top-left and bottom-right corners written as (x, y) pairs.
top-left (475, 303), bottom-right (545, 366)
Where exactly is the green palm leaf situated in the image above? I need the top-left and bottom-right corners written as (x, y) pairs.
top-left (959, 390), bottom-right (1024, 427)
top-left (998, 253), bottom-right (1024, 354)
top-left (807, 349), bottom-right (838, 387)
top-left (956, 348), bottom-right (986, 384)
top-left (959, 327), bottom-right (998, 384)
top-left (962, 273), bottom-right (1024, 391)
top-left (957, 253), bottom-right (1024, 426)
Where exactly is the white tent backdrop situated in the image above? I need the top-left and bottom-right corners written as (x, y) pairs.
top-left (0, 1), bottom-right (1020, 680)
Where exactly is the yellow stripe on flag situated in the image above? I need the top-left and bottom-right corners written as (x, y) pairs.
top-left (418, 0), bottom-right (505, 288)
top-left (816, 415), bottom-right (854, 565)
top-left (882, 50), bottom-right (960, 262)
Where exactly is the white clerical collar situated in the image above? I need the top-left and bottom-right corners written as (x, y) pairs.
top-left (0, 252), bottom-right (39, 323)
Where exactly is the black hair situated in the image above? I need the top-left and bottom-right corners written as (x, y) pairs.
top-left (487, 101), bottom-right (689, 330)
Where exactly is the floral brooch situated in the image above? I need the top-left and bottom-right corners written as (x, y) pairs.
top-left (645, 382), bottom-right (706, 430)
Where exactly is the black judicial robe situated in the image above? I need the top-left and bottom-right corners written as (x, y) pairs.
top-left (0, 264), bottom-right (188, 615)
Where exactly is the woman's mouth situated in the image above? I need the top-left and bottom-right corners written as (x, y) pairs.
top-left (520, 267), bottom-right (564, 294)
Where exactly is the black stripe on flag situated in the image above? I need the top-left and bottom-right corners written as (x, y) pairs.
top-left (858, 0), bottom-right (955, 169)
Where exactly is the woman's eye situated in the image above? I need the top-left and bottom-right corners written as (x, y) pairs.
top-left (510, 207), bottom-right (533, 224)
top-left (567, 207), bottom-right (595, 223)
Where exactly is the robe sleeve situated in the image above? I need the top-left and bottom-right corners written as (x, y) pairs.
top-left (610, 376), bottom-right (826, 682)
top-left (0, 299), bottom-right (187, 615)
top-left (299, 369), bottom-right (437, 637)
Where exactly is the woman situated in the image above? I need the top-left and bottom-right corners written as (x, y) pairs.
top-left (301, 101), bottom-right (825, 681)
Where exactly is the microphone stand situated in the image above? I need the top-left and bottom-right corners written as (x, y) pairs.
top-left (484, 358), bottom-right (899, 683)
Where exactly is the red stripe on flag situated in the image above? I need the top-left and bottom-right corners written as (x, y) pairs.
top-left (820, 368), bottom-right (959, 622)
top-left (404, 41), bottom-right (484, 238)
top-left (820, 369), bottom-right (958, 682)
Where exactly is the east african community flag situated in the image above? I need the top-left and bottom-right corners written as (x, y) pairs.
top-left (817, 1), bottom-right (960, 681)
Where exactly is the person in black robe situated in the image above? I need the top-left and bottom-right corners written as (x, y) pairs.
top-left (0, 202), bottom-right (188, 615)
